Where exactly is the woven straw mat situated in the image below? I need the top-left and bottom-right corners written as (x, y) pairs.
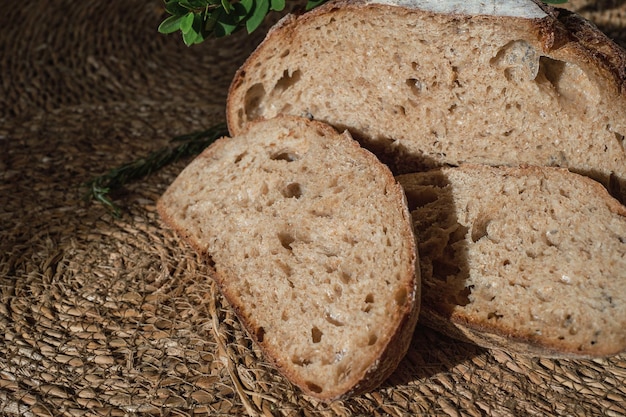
top-left (1, 0), bottom-right (625, 416)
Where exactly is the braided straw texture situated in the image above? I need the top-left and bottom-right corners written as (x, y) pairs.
top-left (1, 0), bottom-right (625, 416)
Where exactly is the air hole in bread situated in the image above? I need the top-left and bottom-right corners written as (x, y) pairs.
top-left (394, 287), bottom-right (408, 306)
top-left (471, 214), bottom-right (491, 242)
top-left (393, 105), bottom-right (407, 116)
top-left (271, 151), bottom-right (300, 162)
top-left (255, 326), bottom-right (265, 342)
top-left (365, 293), bottom-right (374, 304)
top-left (537, 56), bottom-right (599, 110)
top-left (244, 83), bottom-right (266, 120)
top-left (259, 182), bottom-right (269, 196)
top-left (490, 40), bottom-right (539, 82)
top-left (276, 260), bottom-right (293, 276)
top-left (292, 356), bottom-right (312, 366)
top-left (274, 69), bottom-right (302, 93)
top-left (310, 208), bottom-right (332, 218)
top-left (234, 152), bottom-right (247, 164)
top-left (487, 312), bottom-right (504, 320)
top-left (368, 333), bottom-right (378, 346)
top-left (278, 231), bottom-right (295, 251)
top-left (406, 78), bottom-right (424, 96)
top-left (333, 284), bottom-right (342, 298)
top-left (325, 312), bottom-right (344, 327)
top-left (282, 182), bottom-right (303, 198)
top-left (311, 326), bottom-right (323, 343)
top-left (306, 381), bottom-right (323, 394)
top-left (279, 49), bottom-right (290, 58)
top-left (404, 187), bottom-right (439, 211)
top-left (340, 271), bottom-right (351, 284)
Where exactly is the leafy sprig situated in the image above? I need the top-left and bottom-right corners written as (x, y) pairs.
top-left (85, 123), bottom-right (228, 216)
top-left (158, 0), bottom-right (324, 45)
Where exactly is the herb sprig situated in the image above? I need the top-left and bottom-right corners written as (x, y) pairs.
top-left (85, 123), bottom-right (228, 216)
top-left (158, 0), bottom-right (325, 46)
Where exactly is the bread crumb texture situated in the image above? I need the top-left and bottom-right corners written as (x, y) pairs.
top-left (158, 116), bottom-right (417, 398)
top-left (398, 165), bottom-right (626, 357)
top-left (228, 2), bottom-right (626, 201)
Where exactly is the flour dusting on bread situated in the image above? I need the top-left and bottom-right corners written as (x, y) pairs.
top-left (369, 0), bottom-right (547, 18)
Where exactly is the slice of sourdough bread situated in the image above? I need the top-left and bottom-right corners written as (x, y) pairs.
top-left (396, 165), bottom-right (626, 358)
top-left (157, 116), bottom-right (419, 399)
top-left (226, 0), bottom-right (626, 203)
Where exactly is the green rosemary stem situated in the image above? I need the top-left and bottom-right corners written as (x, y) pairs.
top-left (85, 122), bottom-right (228, 217)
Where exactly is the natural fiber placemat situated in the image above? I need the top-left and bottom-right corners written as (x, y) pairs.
top-left (1, 0), bottom-right (625, 416)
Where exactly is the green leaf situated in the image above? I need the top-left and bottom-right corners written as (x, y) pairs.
top-left (185, 0), bottom-right (210, 8)
top-left (180, 12), bottom-right (195, 34)
top-left (246, 0), bottom-right (269, 34)
top-left (305, 0), bottom-right (327, 11)
top-left (165, 0), bottom-right (189, 16)
top-left (239, 0), bottom-right (254, 13)
top-left (213, 8), bottom-right (243, 37)
top-left (182, 27), bottom-right (199, 45)
top-left (221, 0), bottom-right (234, 14)
top-left (158, 15), bottom-right (184, 34)
top-left (270, 0), bottom-right (285, 12)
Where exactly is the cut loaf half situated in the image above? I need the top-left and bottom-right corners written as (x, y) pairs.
top-left (157, 116), bottom-right (419, 399)
top-left (397, 165), bottom-right (626, 358)
top-left (227, 0), bottom-right (626, 202)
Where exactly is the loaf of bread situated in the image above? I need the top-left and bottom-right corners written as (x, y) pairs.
top-left (397, 164), bottom-right (626, 358)
top-left (226, 0), bottom-right (626, 203)
top-left (157, 116), bottom-right (419, 399)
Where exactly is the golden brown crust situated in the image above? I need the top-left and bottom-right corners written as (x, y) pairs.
top-left (555, 7), bottom-right (626, 95)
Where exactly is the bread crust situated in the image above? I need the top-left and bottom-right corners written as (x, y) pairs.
top-left (158, 116), bottom-right (419, 399)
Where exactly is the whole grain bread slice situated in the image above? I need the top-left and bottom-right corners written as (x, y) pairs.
top-left (157, 116), bottom-right (419, 399)
top-left (226, 0), bottom-right (626, 203)
top-left (397, 165), bottom-right (626, 358)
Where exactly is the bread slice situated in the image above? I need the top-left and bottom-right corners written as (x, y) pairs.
top-left (157, 116), bottom-right (419, 399)
top-left (396, 165), bottom-right (626, 358)
top-left (226, 0), bottom-right (626, 203)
